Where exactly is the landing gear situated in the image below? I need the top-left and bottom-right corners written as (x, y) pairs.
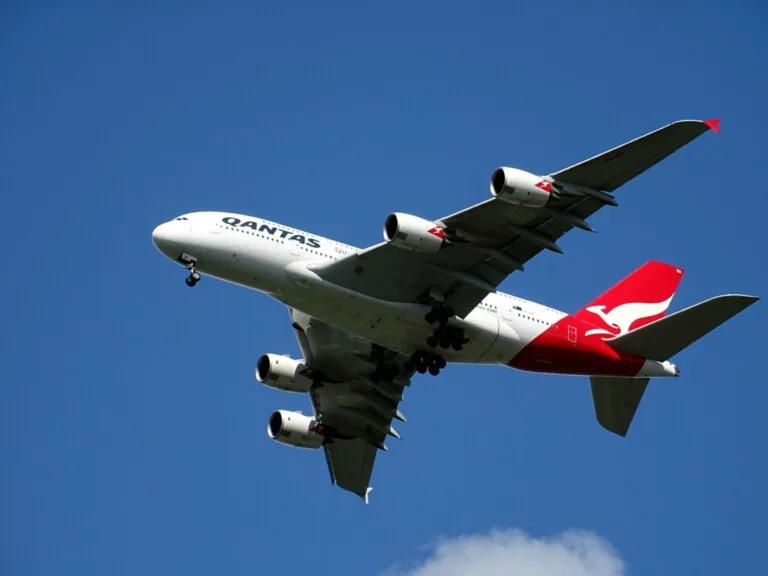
top-left (424, 304), bottom-right (455, 326)
top-left (426, 324), bottom-right (469, 351)
top-left (423, 304), bottom-right (469, 350)
top-left (185, 265), bottom-right (201, 287)
top-left (370, 363), bottom-right (399, 384)
top-left (404, 350), bottom-right (446, 377)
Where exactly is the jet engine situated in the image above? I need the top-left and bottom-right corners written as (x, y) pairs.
top-left (267, 410), bottom-right (324, 449)
top-left (255, 354), bottom-right (313, 393)
top-left (490, 167), bottom-right (555, 208)
top-left (383, 212), bottom-right (445, 253)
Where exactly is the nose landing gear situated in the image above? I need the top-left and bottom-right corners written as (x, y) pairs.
top-left (185, 264), bottom-right (201, 287)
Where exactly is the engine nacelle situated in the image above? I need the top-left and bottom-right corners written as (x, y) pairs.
top-left (255, 354), bottom-right (312, 393)
top-left (267, 410), bottom-right (324, 449)
top-left (490, 167), bottom-right (554, 208)
top-left (383, 212), bottom-right (445, 253)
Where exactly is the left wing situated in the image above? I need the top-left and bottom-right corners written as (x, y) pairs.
top-left (311, 119), bottom-right (718, 317)
top-left (289, 308), bottom-right (412, 501)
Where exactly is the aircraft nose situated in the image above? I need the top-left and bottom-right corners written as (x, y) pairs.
top-left (152, 222), bottom-right (178, 256)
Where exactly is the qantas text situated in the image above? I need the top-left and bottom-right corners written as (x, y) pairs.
top-left (222, 217), bottom-right (321, 248)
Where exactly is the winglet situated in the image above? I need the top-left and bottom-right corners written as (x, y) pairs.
top-left (364, 487), bottom-right (373, 504)
top-left (703, 118), bottom-right (721, 134)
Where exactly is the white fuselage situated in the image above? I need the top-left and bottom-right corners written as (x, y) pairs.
top-left (152, 212), bottom-right (563, 366)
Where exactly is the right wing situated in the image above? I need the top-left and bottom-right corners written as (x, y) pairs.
top-left (289, 308), bottom-right (413, 501)
top-left (313, 119), bottom-right (719, 318)
top-left (551, 118), bottom-right (719, 191)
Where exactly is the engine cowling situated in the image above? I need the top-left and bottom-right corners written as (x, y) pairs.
top-left (383, 212), bottom-right (445, 253)
top-left (255, 354), bottom-right (312, 393)
top-left (490, 167), bottom-right (554, 208)
top-left (267, 410), bottom-right (324, 449)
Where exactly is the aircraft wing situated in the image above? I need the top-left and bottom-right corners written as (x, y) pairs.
top-left (288, 307), bottom-right (412, 501)
top-left (314, 119), bottom-right (718, 318)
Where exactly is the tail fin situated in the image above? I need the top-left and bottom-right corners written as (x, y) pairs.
top-left (574, 261), bottom-right (684, 338)
top-left (592, 293), bottom-right (758, 437)
top-left (606, 294), bottom-right (759, 361)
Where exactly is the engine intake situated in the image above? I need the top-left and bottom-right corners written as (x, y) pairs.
top-left (490, 167), bottom-right (554, 208)
top-left (383, 212), bottom-right (445, 253)
top-left (267, 410), bottom-right (324, 449)
top-left (255, 354), bottom-right (312, 393)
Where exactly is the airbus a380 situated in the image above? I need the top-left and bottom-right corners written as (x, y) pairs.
top-left (152, 119), bottom-right (758, 502)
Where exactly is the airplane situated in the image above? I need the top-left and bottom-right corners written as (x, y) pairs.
top-left (152, 118), bottom-right (758, 502)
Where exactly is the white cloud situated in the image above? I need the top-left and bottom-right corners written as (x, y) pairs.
top-left (385, 529), bottom-right (625, 576)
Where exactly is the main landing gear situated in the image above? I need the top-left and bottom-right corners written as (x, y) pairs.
top-left (370, 362), bottom-right (399, 384)
top-left (404, 350), bottom-right (446, 376)
top-left (185, 263), bottom-right (201, 287)
top-left (368, 344), bottom-right (402, 384)
top-left (424, 304), bottom-right (469, 351)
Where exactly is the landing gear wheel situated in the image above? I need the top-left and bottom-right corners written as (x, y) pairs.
top-left (410, 350), bottom-right (446, 377)
top-left (425, 305), bottom-right (456, 327)
top-left (439, 337), bottom-right (450, 349)
top-left (185, 263), bottom-right (200, 287)
top-left (426, 336), bottom-right (438, 348)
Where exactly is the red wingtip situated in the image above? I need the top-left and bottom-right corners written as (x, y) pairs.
top-left (703, 118), bottom-right (721, 134)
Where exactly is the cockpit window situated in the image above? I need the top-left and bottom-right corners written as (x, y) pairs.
top-left (174, 217), bottom-right (189, 221)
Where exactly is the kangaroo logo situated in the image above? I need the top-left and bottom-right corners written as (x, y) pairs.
top-left (584, 295), bottom-right (674, 338)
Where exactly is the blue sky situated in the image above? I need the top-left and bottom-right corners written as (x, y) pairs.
top-left (1, 1), bottom-right (766, 574)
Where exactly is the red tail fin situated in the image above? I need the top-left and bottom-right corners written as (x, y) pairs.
top-left (573, 261), bottom-right (684, 338)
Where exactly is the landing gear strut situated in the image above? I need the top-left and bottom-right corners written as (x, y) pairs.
top-left (185, 263), bottom-right (201, 287)
top-left (370, 362), bottom-right (400, 384)
top-left (404, 350), bottom-right (446, 376)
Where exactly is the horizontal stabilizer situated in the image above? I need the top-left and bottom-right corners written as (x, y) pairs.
top-left (606, 294), bottom-right (759, 361)
top-left (590, 377), bottom-right (649, 437)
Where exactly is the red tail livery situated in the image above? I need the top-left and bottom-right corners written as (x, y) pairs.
top-left (574, 261), bottom-right (684, 339)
